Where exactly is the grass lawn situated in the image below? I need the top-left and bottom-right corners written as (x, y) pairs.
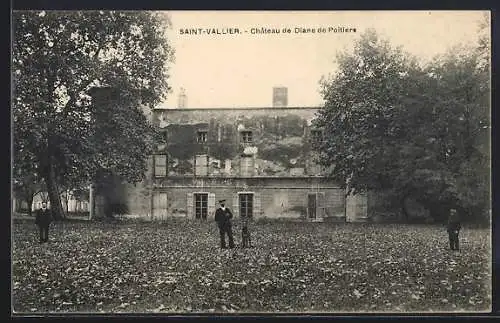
top-left (11, 218), bottom-right (491, 314)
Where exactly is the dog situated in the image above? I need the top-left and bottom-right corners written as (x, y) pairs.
top-left (241, 225), bottom-right (252, 248)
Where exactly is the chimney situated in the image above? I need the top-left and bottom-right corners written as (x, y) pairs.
top-left (178, 87), bottom-right (187, 108)
top-left (272, 87), bottom-right (288, 107)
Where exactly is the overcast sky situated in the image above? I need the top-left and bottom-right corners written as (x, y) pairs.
top-left (160, 11), bottom-right (488, 109)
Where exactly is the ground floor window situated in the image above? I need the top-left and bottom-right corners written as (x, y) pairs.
top-left (194, 193), bottom-right (208, 219)
top-left (239, 193), bottom-right (254, 218)
top-left (307, 192), bottom-right (325, 219)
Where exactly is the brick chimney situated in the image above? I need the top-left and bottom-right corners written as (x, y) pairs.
top-left (272, 87), bottom-right (288, 107)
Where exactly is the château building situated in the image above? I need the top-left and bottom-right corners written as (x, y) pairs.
top-left (93, 87), bottom-right (369, 222)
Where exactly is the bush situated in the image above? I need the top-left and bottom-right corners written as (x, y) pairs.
top-left (104, 202), bottom-right (129, 218)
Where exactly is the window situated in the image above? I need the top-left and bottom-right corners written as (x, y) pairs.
top-left (239, 193), bottom-right (254, 218)
top-left (197, 130), bottom-right (207, 143)
top-left (154, 154), bottom-right (167, 177)
top-left (240, 155), bottom-right (254, 177)
top-left (310, 129), bottom-right (323, 143)
top-left (241, 131), bottom-right (253, 143)
top-left (307, 192), bottom-right (325, 219)
top-left (195, 154), bottom-right (209, 176)
top-left (194, 193), bottom-right (208, 219)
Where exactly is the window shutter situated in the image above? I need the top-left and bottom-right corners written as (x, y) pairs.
top-left (253, 192), bottom-right (261, 218)
top-left (239, 159), bottom-right (246, 176)
top-left (317, 192), bottom-right (325, 218)
top-left (187, 192), bottom-right (194, 218)
top-left (208, 193), bottom-right (216, 219)
top-left (232, 194), bottom-right (239, 218)
top-left (152, 193), bottom-right (160, 220)
top-left (224, 159), bottom-right (232, 175)
top-left (359, 193), bottom-right (368, 220)
top-left (153, 192), bottom-right (168, 220)
top-left (160, 193), bottom-right (168, 210)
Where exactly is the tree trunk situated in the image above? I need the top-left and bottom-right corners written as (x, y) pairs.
top-left (43, 163), bottom-right (66, 221)
top-left (89, 184), bottom-right (95, 220)
top-left (64, 190), bottom-right (70, 214)
top-left (400, 195), bottom-right (409, 222)
top-left (25, 194), bottom-right (34, 217)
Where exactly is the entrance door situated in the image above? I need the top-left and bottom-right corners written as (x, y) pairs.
top-left (239, 193), bottom-right (254, 218)
top-left (194, 193), bottom-right (208, 219)
top-left (307, 193), bottom-right (317, 219)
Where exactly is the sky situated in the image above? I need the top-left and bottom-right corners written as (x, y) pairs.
top-left (159, 11), bottom-right (489, 109)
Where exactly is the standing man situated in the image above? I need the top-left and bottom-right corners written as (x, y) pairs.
top-left (214, 199), bottom-right (235, 249)
top-left (35, 201), bottom-right (53, 243)
top-left (447, 208), bottom-right (461, 251)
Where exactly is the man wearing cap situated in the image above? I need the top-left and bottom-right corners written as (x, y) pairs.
top-left (214, 199), bottom-right (235, 249)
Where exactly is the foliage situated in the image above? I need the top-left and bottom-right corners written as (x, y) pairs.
top-left (12, 170), bottom-right (46, 216)
top-left (12, 220), bottom-right (490, 313)
top-left (12, 10), bottom-right (174, 219)
top-left (106, 202), bottom-right (129, 218)
top-left (259, 142), bottom-right (303, 167)
top-left (315, 28), bottom-right (490, 221)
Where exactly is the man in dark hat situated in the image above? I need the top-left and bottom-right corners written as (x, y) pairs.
top-left (214, 199), bottom-right (235, 249)
top-left (35, 201), bottom-right (53, 243)
top-left (446, 208), bottom-right (461, 251)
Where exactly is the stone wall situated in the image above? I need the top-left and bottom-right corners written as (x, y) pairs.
top-left (149, 176), bottom-right (346, 221)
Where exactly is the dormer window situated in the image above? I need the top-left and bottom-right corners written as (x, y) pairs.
top-left (197, 130), bottom-right (208, 143)
top-left (241, 131), bottom-right (253, 143)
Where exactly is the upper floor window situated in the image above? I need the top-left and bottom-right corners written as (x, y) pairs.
top-left (154, 154), bottom-right (167, 177)
top-left (195, 154), bottom-right (209, 176)
top-left (240, 154), bottom-right (254, 177)
top-left (241, 131), bottom-right (253, 143)
top-left (197, 130), bottom-right (208, 143)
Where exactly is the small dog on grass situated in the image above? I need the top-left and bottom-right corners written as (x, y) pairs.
top-left (241, 216), bottom-right (252, 248)
top-left (241, 225), bottom-right (252, 248)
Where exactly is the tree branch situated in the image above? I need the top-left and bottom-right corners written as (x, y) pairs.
top-left (61, 43), bottom-right (103, 115)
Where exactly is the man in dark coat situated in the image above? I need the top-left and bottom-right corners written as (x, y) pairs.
top-left (35, 202), bottom-right (53, 243)
top-left (214, 199), bottom-right (235, 249)
top-left (447, 208), bottom-right (461, 251)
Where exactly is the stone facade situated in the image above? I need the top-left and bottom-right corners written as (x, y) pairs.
top-left (151, 176), bottom-right (346, 221)
top-left (95, 106), bottom-right (369, 222)
top-left (152, 107), bottom-right (324, 177)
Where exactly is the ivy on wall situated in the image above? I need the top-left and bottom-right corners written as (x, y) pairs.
top-left (165, 114), bottom-right (318, 176)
